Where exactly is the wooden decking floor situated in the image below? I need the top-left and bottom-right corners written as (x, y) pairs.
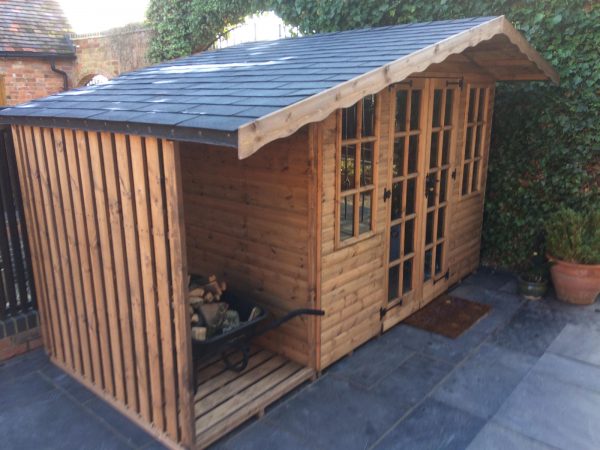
top-left (194, 347), bottom-right (314, 448)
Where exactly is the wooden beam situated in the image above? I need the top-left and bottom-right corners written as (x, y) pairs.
top-left (237, 16), bottom-right (558, 159)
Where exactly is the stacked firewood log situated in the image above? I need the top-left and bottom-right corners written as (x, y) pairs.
top-left (188, 274), bottom-right (240, 341)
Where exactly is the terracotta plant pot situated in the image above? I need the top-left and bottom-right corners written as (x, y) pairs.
top-left (549, 257), bottom-right (600, 305)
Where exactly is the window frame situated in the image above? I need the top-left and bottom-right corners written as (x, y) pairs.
top-left (460, 84), bottom-right (491, 197)
top-left (335, 94), bottom-right (380, 249)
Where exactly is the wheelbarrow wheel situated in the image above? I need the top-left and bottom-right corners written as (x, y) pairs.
top-left (222, 342), bottom-right (250, 372)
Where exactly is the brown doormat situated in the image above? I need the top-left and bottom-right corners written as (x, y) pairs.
top-left (404, 294), bottom-right (491, 339)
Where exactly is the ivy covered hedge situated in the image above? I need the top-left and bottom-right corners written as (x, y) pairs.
top-left (148, 0), bottom-right (599, 269)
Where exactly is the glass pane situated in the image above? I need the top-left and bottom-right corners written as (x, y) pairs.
top-left (342, 103), bottom-right (358, 140)
top-left (408, 135), bottom-right (419, 174)
top-left (406, 178), bottom-right (416, 215)
top-left (432, 89), bottom-right (442, 127)
top-left (404, 219), bottom-right (414, 254)
top-left (403, 259), bottom-right (413, 293)
top-left (393, 138), bottom-right (405, 177)
top-left (462, 163), bottom-right (470, 195)
top-left (468, 87), bottom-right (476, 122)
top-left (437, 206), bottom-right (446, 239)
top-left (474, 125), bottom-right (482, 157)
top-left (389, 224), bottom-right (401, 262)
top-left (391, 182), bottom-right (403, 221)
top-left (426, 211), bottom-right (434, 245)
top-left (359, 191), bottom-right (372, 234)
top-left (435, 243), bottom-right (444, 275)
top-left (341, 144), bottom-right (356, 191)
top-left (439, 170), bottom-right (448, 203)
top-left (360, 142), bottom-right (374, 186)
top-left (444, 89), bottom-right (454, 126)
top-left (424, 249), bottom-right (432, 281)
top-left (388, 265), bottom-right (399, 301)
top-left (477, 88), bottom-right (486, 121)
top-left (464, 126), bottom-right (473, 160)
top-left (410, 90), bottom-right (422, 130)
top-left (442, 130), bottom-right (451, 165)
top-left (472, 160), bottom-right (480, 192)
top-left (340, 195), bottom-right (354, 241)
top-left (395, 90), bottom-right (408, 132)
top-left (362, 95), bottom-right (376, 137)
top-left (429, 131), bottom-right (439, 169)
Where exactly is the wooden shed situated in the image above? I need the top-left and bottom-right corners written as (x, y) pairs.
top-left (0, 16), bottom-right (557, 449)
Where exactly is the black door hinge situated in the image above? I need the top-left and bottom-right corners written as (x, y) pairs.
top-left (383, 187), bottom-right (392, 202)
top-left (380, 307), bottom-right (387, 319)
top-left (451, 169), bottom-right (457, 180)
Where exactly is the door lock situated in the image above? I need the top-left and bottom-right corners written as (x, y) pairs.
top-left (425, 174), bottom-right (437, 197)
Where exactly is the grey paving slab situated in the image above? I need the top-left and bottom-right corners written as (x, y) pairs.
top-left (494, 371), bottom-right (600, 450)
top-left (532, 352), bottom-right (600, 394)
top-left (327, 335), bottom-right (414, 389)
top-left (372, 353), bottom-right (453, 406)
top-left (548, 324), bottom-right (600, 366)
top-left (40, 363), bottom-right (97, 404)
top-left (385, 323), bottom-right (488, 364)
top-left (462, 268), bottom-right (516, 291)
top-left (489, 300), bottom-right (569, 357)
top-left (467, 421), bottom-right (559, 450)
top-left (84, 396), bottom-right (157, 448)
top-left (0, 371), bottom-right (55, 405)
top-left (432, 343), bottom-right (536, 419)
top-left (0, 389), bottom-right (131, 450)
top-left (373, 398), bottom-right (485, 450)
top-left (267, 375), bottom-right (409, 450)
top-left (215, 420), bottom-right (319, 450)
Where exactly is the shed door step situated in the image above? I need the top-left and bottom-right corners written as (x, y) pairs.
top-left (194, 346), bottom-right (314, 448)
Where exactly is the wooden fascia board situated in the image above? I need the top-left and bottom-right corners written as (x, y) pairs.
top-left (237, 16), bottom-right (558, 159)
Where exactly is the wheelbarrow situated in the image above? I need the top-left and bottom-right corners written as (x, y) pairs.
top-left (191, 292), bottom-right (324, 390)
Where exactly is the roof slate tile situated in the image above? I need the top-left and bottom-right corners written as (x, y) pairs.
top-left (0, 17), bottom-right (500, 143)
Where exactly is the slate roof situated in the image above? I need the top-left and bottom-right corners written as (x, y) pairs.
top-left (0, 16), bottom-right (552, 152)
top-left (0, 0), bottom-right (74, 56)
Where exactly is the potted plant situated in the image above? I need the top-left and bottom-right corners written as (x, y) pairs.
top-left (517, 250), bottom-right (549, 300)
top-left (545, 206), bottom-right (600, 305)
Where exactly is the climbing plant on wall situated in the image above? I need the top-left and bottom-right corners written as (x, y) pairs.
top-left (147, 0), bottom-right (599, 269)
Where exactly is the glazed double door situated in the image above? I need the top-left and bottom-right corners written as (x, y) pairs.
top-left (383, 78), bottom-right (459, 327)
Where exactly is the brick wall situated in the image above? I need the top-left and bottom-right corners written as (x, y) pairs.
top-left (0, 311), bottom-right (42, 361)
top-left (72, 27), bottom-right (151, 86)
top-left (0, 57), bottom-right (75, 106)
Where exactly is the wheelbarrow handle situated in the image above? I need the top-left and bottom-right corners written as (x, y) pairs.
top-left (257, 308), bottom-right (324, 337)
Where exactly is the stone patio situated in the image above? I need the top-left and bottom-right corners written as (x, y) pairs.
top-left (1, 269), bottom-right (599, 449)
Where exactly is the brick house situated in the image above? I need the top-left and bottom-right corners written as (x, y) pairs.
top-left (0, 0), bottom-right (75, 106)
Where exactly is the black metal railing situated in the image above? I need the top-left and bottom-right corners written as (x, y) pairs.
top-left (0, 126), bottom-right (35, 320)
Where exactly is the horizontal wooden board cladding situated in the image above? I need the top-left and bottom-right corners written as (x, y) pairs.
top-left (180, 127), bottom-right (316, 369)
top-left (318, 87), bottom-right (393, 369)
top-left (448, 86), bottom-right (495, 285)
top-left (11, 126), bottom-right (194, 449)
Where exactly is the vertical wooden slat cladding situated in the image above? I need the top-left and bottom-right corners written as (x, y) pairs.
top-left (114, 132), bottom-right (151, 422)
top-left (63, 129), bottom-right (103, 387)
top-left (31, 127), bottom-right (74, 368)
top-left (179, 128), bottom-right (315, 369)
top-left (75, 129), bottom-right (114, 395)
top-left (52, 129), bottom-right (93, 380)
top-left (12, 126), bottom-right (193, 449)
top-left (11, 127), bottom-right (53, 352)
top-left (164, 140), bottom-right (195, 448)
top-left (100, 131), bottom-right (138, 412)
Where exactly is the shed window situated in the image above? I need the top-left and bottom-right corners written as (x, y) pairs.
top-left (461, 86), bottom-right (490, 196)
top-left (338, 95), bottom-right (379, 244)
